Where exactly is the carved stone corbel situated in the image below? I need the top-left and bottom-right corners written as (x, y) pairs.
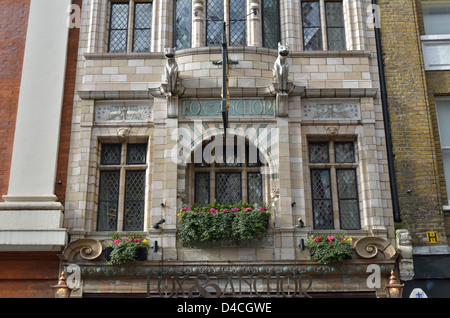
top-left (59, 239), bottom-right (103, 261)
top-left (353, 236), bottom-right (397, 259)
top-left (396, 229), bottom-right (414, 281)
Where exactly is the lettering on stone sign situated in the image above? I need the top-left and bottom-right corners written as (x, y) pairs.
top-left (181, 99), bottom-right (275, 117)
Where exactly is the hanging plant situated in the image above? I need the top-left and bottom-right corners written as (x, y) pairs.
top-left (177, 201), bottom-right (271, 245)
top-left (106, 232), bottom-right (149, 265)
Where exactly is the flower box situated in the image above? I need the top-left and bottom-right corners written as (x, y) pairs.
top-left (106, 233), bottom-right (149, 265)
top-left (305, 233), bottom-right (353, 264)
top-left (177, 201), bottom-right (271, 245)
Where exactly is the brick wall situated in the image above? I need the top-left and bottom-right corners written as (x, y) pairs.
top-left (0, 0), bottom-right (30, 201)
top-left (379, 0), bottom-right (448, 245)
top-left (55, 0), bottom-right (83, 206)
top-left (0, 252), bottom-right (60, 298)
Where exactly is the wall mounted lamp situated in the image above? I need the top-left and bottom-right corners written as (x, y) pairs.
top-left (153, 218), bottom-right (166, 229)
top-left (51, 271), bottom-right (72, 298)
top-left (384, 270), bottom-right (404, 298)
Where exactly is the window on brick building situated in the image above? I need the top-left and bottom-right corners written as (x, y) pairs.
top-left (189, 137), bottom-right (267, 206)
top-left (108, 1), bottom-right (153, 53)
top-left (422, 0), bottom-right (450, 35)
top-left (436, 98), bottom-right (450, 206)
top-left (97, 143), bottom-right (148, 231)
top-left (308, 140), bottom-right (360, 230)
top-left (301, 0), bottom-right (346, 51)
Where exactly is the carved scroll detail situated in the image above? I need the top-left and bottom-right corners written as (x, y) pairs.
top-left (59, 239), bottom-right (103, 261)
top-left (353, 236), bottom-right (397, 259)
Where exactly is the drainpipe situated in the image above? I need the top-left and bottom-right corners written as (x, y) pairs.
top-left (372, 0), bottom-right (401, 222)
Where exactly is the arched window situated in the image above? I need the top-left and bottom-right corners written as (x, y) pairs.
top-left (187, 135), bottom-right (268, 206)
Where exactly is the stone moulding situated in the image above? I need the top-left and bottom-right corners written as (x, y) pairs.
top-left (353, 236), bottom-right (398, 259)
top-left (59, 238), bottom-right (103, 261)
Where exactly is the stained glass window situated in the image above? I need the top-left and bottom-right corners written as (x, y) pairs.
top-left (174, 0), bottom-right (192, 49)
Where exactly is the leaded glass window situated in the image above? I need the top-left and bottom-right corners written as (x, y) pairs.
top-left (248, 172), bottom-right (263, 204)
top-left (195, 172), bottom-right (210, 205)
top-left (311, 169), bottom-right (334, 229)
top-left (174, 0), bottom-right (192, 49)
top-left (229, 0), bottom-right (246, 46)
top-left (190, 138), bottom-right (266, 206)
top-left (124, 170), bottom-right (146, 231)
top-left (337, 169), bottom-right (360, 230)
top-left (302, 1), bottom-right (322, 50)
top-left (261, 0), bottom-right (280, 49)
top-left (301, 1), bottom-right (346, 51)
top-left (108, 1), bottom-right (153, 53)
top-left (308, 141), bottom-right (360, 230)
top-left (206, 0), bottom-right (224, 46)
top-left (133, 2), bottom-right (152, 52)
top-left (97, 142), bottom-right (148, 232)
top-left (216, 172), bottom-right (242, 204)
top-left (325, 1), bottom-right (345, 50)
top-left (98, 171), bottom-right (120, 231)
top-left (109, 3), bottom-right (129, 52)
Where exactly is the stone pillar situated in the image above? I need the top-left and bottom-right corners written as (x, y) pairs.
top-left (192, 0), bottom-right (205, 48)
top-left (0, 0), bottom-right (71, 250)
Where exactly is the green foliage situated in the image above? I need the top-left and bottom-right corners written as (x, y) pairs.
top-left (177, 201), bottom-right (271, 245)
top-left (305, 233), bottom-right (353, 264)
top-left (107, 232), bottom-right (149, 265)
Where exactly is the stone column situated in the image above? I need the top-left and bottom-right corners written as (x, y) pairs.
top-left (192, 0), bottom-right (205, 47)
top-left (0, 0), bottom-right (71, 250)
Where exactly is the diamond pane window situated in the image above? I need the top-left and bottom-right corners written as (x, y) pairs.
top-left (302, 2), bottom-right (322, 50)
top-left (174, 0), bottom-right (192, 49)
top-left (229, 0), bottom-right (246, 46)
top-left (195, 172), bottom-right (210, 205)
top-left (309, 142), bottom-right (329, 163)
top-left (325, 1), bottom-right (346, 50)
top-left (206, 0), bottom-right (224, 46)
top-left (109, 3), bottom-right (129, 52)
top-left (335, 142), bottom-right (355, 163)
top-left (123, 170), bottom-right (146, 231)
top-left (127, 143), bottom-right (147, 165)
top-left (133, 2), bottom-right (152, 52)
top-left (98, 171), bottom-right (120, 231)
top-left (311, 169), bottom-right (334, 229)
top-left (337, 169), bottom-right (360, 230)
top-left (248, 172), bottom-right (263, 204)
top-left (261, 0), bottom-right (280, 49)
top-left (216, 172), bottom-right (242, 205)
top-left (101, 144), bottom-right (122, 165)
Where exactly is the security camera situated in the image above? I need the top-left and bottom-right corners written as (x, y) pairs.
top-left (153, 218), bottom-right (166, 229)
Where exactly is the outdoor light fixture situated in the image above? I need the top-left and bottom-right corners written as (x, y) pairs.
top-left (296, 218), bottom-right (305, 228)
top-left (51, 271), bottom-right (72, 298)
top-left (153, 218), bottom-right (166, 229)
top-left (299, 238), bottom-right (305, 250)
top-left (384, 270), bottom-right (404, 298)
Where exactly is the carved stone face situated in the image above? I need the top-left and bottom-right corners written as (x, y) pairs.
top-left (277, 43), bottom-right (289, 57)
top-left (164, 47), bottom-right (175, 58)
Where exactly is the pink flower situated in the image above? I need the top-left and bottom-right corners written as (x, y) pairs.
top-left (341, 237), bottom-right (345, 242)
top-left (222, 209), bottom-right (229, 213)
top-left (313, 236), bottom-right (322, 243)
top-left (231, 207), bottom-right (240, 212)
top-left (182, 207), bottom-right (190, 211)
top-left (327, 236), bottom-right (335, 243)
top-left (113, 239), bottom-right (120, 244)
top-left (209, 208), bottom-right (217, 213)
top-left (259, 207), bottom-right (266, 211)
top-left (134, 238), bottom-right (141, 243)
top-left (244, 207), bottom-right (253, 212)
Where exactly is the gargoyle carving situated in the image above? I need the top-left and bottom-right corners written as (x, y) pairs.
top-left (273, 43), bottom-right (289, 93)
top-left (164, 47), bottom-right (179, 96)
